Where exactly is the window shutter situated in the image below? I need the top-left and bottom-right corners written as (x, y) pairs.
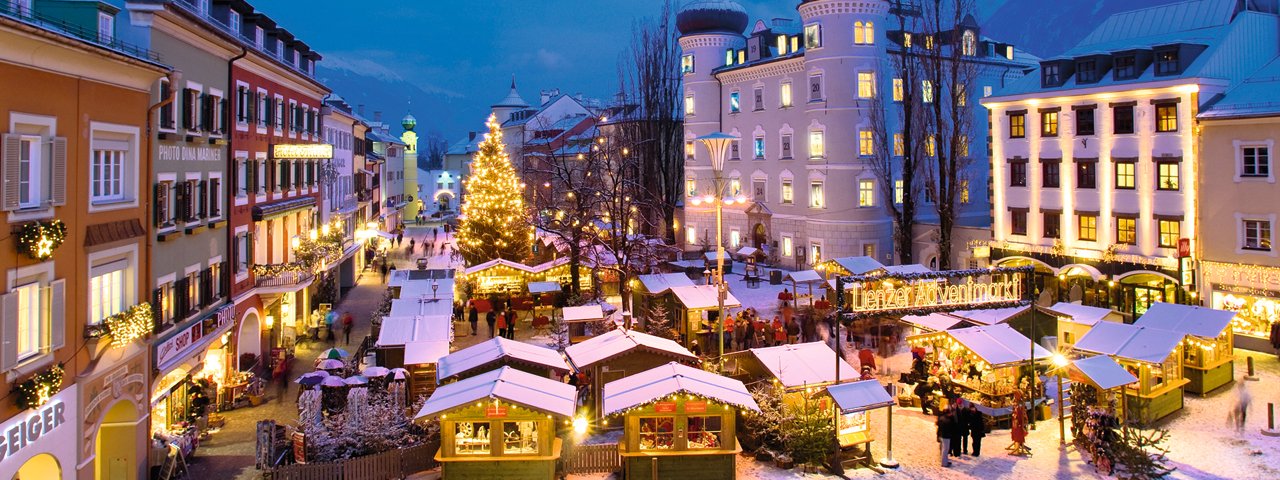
top-left (220, 98), bottom-right (230, 133)
top-left (199, 269), bottom-right (212, 308)
top-left (151, 287), bottom-right (163, 331)
top-left (221, 261), bottom-right (231, 297)
top-left (50, 137), bottom-right (67, 206)
top-left (160, 82), bottom-right (175, 129)
top-left (198, 179), bottom-right (208, 218)
top-left (1, 292), bottom-right (17, 370)
top-left (153, 183), bottom-right (166, 226)
top-left (174, 182), bottom-right (187, 221)
top-left (249, 92), bottom-right (258, 123)
top-left (2, 134), bottom-right (20, 211)
top-left (201, 94), bottom-right (212, 132)
top-left (250, 160), bottom-right (258, 193)
top-left (49, 279), bottom-right (65, 351)
top-left (174, 277), bottom-right (188, 318)
top-left (181, 89), bottom-right (193, 130)
top-left (246, 232), bottom-right (255, 267)
top-left (209, 178), bottom-right (220, 217)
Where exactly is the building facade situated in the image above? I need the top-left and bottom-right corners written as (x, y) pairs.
top-left (984, 0), bottom-right (1279, 318)
top-left (1198, 58), bottom-right (1280, 351)
top-left (0, 2), bottom-right (168, 478)
top-left (677, 0), bottom-right (1032, 267)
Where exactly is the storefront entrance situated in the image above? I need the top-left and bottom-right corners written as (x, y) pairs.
top-left (14, 453), bottom-right (61, 480)
top-left (1120, 273), bottom-right (1178, 317)
top-left (238, 311), bottom-right (262, 370)
top-left (95, 401), bottom-right (140, 480)
top-left (752, 223), bottom-right (766, 249)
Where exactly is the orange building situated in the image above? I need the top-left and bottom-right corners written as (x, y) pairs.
top-left (0, 5), bottom-right (168, 480)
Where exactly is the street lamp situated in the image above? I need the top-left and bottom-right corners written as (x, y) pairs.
top-left (696, 132), bottom-right (738, 372)
top-left (1051, 352), bottom-right (1070, 446)
top-left (432, 278), bottom-right (440, 299)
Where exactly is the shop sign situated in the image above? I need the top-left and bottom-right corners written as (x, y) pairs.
top-left (272, 143), bottom-right (333, 159)
top-left (1202, 261), bottom-right (1280, 289)
top-left (292, 432), bottom-right (307, 464)
top-left (684, 401), bottom-right (707, 413)
top-left (654, 401), bottom-right (677, 413)
top-left (0, 384), bottom-right (76, 480)
top-left (484, 406), bottom-right (508, 418)
top-left (158, 144), bottom-right (223, 162)
top-left (0, 400), bottom-right (66, 461)
top-left (1178, 238), bottom-right (1191, 258)
top-left (156, 305), bottom-right (236, 371)
top-left (847, 275), bottom-right (1023, 314)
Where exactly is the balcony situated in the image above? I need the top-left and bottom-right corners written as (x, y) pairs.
top-left (253, 265), bottom-right (315, 292)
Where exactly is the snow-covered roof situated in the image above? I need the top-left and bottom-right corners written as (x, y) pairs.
top-left (463, 258), bottom-right (536, 275)
top-left (747, 342), bottom-right (858, 389)
top-left (1069, 355), bottom-right (1139, 390)
top-left (601, 362), bottom-right (759, 416)
top-left (913, 324), bottom-right (1052, 367)
top-left (415, 366), bottom-right (576, 419)
top-left (949, 305), bottom-right (1031, 326)
top-left (389, 297), bottom-right (453, 317)
top-left (376, 315), bottom-right (453, 347)
top-left (826, 379), bottom-right (894, 413)
top-left (563, 305), bottom-right (605, 323)
top-left (405, 341), bottom-right (451, 365)
top-left (670, 285), bottom-right (743, 310)
top-left (900, 313), bottom-right (970, 332)
top-left (436, 337), bottom-right (570, 382)
top-left (399, 278), bottom-right (455, 301)
top-left (527, 281), bottom-right (560, 294)
top-left (564, 329), bottom-right (697, 369)
top-left (883, 264), bottom-right (932, 275)
top-left (1050, 302), bottom-right (1121, 326)
top-left (735, 246), bottom-right (759, 258)
top-left (1200, 57), bottom-right (1280, 119)
top-left (492, 78), bottom-right (530, 108)
top-left (637, 273), bottom-right (695, 294)
top-left (827, 256), bottom-right (886, 275)
top-left (785, 270), bottom-right (823, 284)
top-left (1133, 302), bottom-right (1235, 339)
top-left (1074, 322), bottom-right (1185, 364)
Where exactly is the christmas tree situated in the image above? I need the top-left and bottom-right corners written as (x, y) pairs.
top-left (456, 114), bottom-right (533, 266)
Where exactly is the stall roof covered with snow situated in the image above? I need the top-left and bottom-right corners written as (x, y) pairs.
top-left (821, 256), bottom-right (886, 276)
top-left (1073, 322), bottom-right (1185, 364)
top-left (415, 366), bottom-right (577, 419)
top-left (563, 305), bottom-right (605, 323)
top-left (883, 264), bottom-right (932, 275)
top-left (564, 329), bottom-right (698, 369)
top-left (826, 379), bottom-right (895, 413)
top-left (1050, 302), bottom-right (1123, 326)
top-left (670, 284), bottom-right (742, 310)
top-left (785, 270), bottom-right (823, 284)
top-left (908, 324), bottom-right (1052, 367)
top-left (602, 362), bottom-right (759, 416)
top-left (949, 305), bottom-right (1032, 326)
top-left (527, 281), bottom-right (560, 294)
top-left (377, 315), bottom-right (453, 347)
top-left (1069, 354), bottom-right (1139, 390)
top-left (900, 313), bottom-right (978, 333)
top-left (436, 337), bottom-right (570, 382)
top-left (636, 273), bottom-right (695, 295)
top-left (1133, 302), bottom-right (1235, 339)
top-left (389, 297), bottom-right (453, 317)
top-left (405, 341), bottom-right (452, 366)
top-left (744, 342), bottom-right (858, 389)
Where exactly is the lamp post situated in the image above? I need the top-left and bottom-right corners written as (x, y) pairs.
top-left (1052, 353), bottom-right (1069, 446)
top-left (432, 278), bottom-right (440, 299)
top-left (696, 132), bottom-right (738, 372)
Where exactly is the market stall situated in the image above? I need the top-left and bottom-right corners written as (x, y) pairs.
top-left (826, 380), bottom-right (896, 470)
top-left (905, 324), bottom-right (1052, 418)
top-left (416, 366), bottom-right (576, 480)
top-left (737, 342), bottom-right (858, 396)
top-left (376, 315), bottom-right (454, 399)
top-left (563, 305), bottom-right (607, 344)
top-left (1068, 354), bottom-right (1139, 422)
top-left (564, 329), bottom-right (699, 419)
top-left (816, 256), bottom-right (886, 278)
top-left (635, 273), bottom-right (696, 328)
top-left (463, 259), bottom-right (539, 296)
top-left (602, 362), bottom-right (760, 480)
top-left (1050, 302), bottom-right (1124, 351)
top-left (437, 337), bottom-right (570, 384)
top-left (669, 284), bottom-right (743, 350)
top-left (1073, 321), bottom-right (1188, 423)
top-left (1134, 302), bottom-right (1235, 395)
top-left (785, 270), bottom-right (823, 307)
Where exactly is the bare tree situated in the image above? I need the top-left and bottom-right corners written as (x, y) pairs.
top-left (422, 131), bottom-right (449, 171)
top-left (618, 0), bottom-right (683, 244)
top-left (526, 117), bottom-right (601, 296)
top-left (918, 0), bottom-right (980, 270)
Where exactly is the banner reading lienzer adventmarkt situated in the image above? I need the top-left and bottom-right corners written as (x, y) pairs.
top-left (836, 266), bottom-right (1034, 318)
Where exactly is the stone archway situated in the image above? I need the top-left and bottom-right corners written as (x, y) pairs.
top-left (14, 453), bottom-right (61, 480)
top-left (237, 310), bottom-right (262, 370)
top-left (95, 400), bottom-right (139, 480)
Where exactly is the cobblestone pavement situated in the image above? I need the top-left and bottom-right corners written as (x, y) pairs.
top-left (188, 223), bottom-right (453, 480)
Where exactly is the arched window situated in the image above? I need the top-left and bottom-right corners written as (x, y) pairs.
top-left (864, 22), bottom-right (875, 45)
top-left (854, 21), bottom-right (874, 45)
top-left (962, 30), bottom-right (976, 56)
top-left (854, 22), bottom-right (865, 44)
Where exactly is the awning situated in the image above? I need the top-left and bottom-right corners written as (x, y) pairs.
top-left (785, 270), bottom-right (823, 284)
top-left (373, 230), bottom-right (396, 239)
top-left (1133, 302), bottom-right (1235, 339)
top-left (1069, 355), bottom-right (1139, 390)
top-left (252, 196), bottom-right (317, 221)
top-left (563, 305), bottom-right (604, 323)
top-left (670, 285), bottom-right (742, 310)
top-left (827, 379), bottom-right (895, 413)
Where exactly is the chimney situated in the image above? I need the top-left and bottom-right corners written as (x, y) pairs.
top-left (540, 89), bottom-right (552, 106)
top-left (358, 104), bottom-right (365, 116)
top-left (374, 111), bottom-right (382, 122)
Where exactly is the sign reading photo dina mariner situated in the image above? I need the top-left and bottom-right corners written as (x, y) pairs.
top-left (841, 267), bottom-right (1031, 318)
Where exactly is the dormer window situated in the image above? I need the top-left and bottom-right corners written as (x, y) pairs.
top-left (1076, 60), bottom-right (1096, 83)
top-left (228, 10), bottom-right (241, 33)
top-left (1005, 45), bottom-right (1014, 60)
top-left (776, 35), bottom-right (787, 55)
top-left (97, 11), bottom-right (114, 43)
top-left (254, 26), bottom-right (264, 48)
top-left (1042, 64), bottom-right (1060, 86)
top-left (903, 32), bottom-right (912, 48)
top-left (1115, 55), bottom-right (1136, 79)
top-left (962, 30), bottom-right (976, 56)
top-left (1155, 50), bottom-right (1179, 76)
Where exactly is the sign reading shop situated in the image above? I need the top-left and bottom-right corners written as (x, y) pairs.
top-left (272, 143), bottom-right (333, 159)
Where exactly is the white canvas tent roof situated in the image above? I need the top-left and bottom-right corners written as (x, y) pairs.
top-left (636, 273), bottom-right (695, 294)
top-left (565, 329), bottom-right (697, 369)
top-left (399, 278), bottom-right (455, 300)
top-left (405, 341), bottom-right (451, 365)
top-left (1074, 322), bottom-right (1185, 364)
top-left (436, 337), bottom-right (569, 382)
top-left (389, 297), bottom-right (453, 317)
top-left (563, 305), bottom-right (605, 323)
top-left (735, 246), bottom-right (760, 258)
top-left (785, 270), bottom-right (823, 284)
top-left (827, 379), bottom-right (895, 413)
top-left (1050, 302), bottom-right (1120, 326)
top-left (415, 366), bottom-right (577, 419)
top-left (670, 285), bottom-right (742, 310)
top-left (883, 264), bottom-right (932, 275)
top-left (463, 258), bottom-right (537, 275)
top-left (747, 342), bottom-right (858, 389)
top-left (1070, 355), bottom-right (1139, 390)
top-left (950, 305), bottom-right (1031, 325)
top-left (916, 324), bottom-right (1052, 367)
top-left (1134, 302), bottom-right (1235, 339)
top-left (527, 281), bottom-right (560, 294)
top-left (602, 362), bottom-right (760, 416)
top-left (900, 313), bottom-right (970, 332)
top-left (377, 315), bottom-right (453, 347)
top-left (830, 256), bottom-right (886, 275)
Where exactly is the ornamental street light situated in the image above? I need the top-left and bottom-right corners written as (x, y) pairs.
top-left (696, 132), bottom-right (738, 372)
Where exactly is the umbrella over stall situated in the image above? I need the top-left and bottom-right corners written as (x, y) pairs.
top-left (319, 348), bottom-right (351, 359)
top-left (295, 371), bottom-right (331, 387)
top-left (318, 358), bottom-right (346, 370)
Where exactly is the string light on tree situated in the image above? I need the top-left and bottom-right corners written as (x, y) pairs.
top-left (456, 114), bottom-right (533, 266)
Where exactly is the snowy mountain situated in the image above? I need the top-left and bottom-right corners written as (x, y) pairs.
top-left (981, 0), bottom-right (1187, 58)
top-left (317, 59), bottom-right (471, 143)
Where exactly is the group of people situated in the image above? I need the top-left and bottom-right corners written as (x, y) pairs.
top-left (935, 400), bottom-right (987, 467)
top-left (464, 300), bottom-right (520, 340)
top-left (323, 309), bottom-right (356, 345)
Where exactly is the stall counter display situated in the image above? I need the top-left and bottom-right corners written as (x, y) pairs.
top-left (906, 325), bottom-right (1051, 418)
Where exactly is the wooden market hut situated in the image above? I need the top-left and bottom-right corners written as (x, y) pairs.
top-left (816, 256), bottom-right (886, 278)
top-left (1067, 354), bottom-right (1139, 423)
top-left (564, 329), bottom-right (699, 419)
top-left (436, 337), bottom-right (570, 384)
top-left (669, 285), bottom-right (743, 349)
top-left (905, 324), bottom-right (1052, 417)
top-left (463, 259), bottom-right (540, 296)
top-left (702, 251), bottom-right (734, 275)
top-left (1073, 321), bottom-right (1187, 423)
top-left (563, 305), bottom-right (607, 345)
top-left (415, 366), bottom-right (576, 480)
top-left (736, 342), bottom-right (858, 395)
top-left (602, 362), bottom-right (760, 480)
top-left (376, 315), bottom-right (454, 398)
top-left (784, 270), bottom-right (824, 307)
top-left (826, 380), bottom-right (897, 469)
top-left (1134, 302), bottom-right (1236, 395)
top-left (1050, 302), bottom-right (1124, 351)
top-left (634, 273), bottom-right (696, 328)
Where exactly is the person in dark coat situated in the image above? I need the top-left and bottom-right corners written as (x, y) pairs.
top-left (936, 407), bottom-right (955, 467)
top-left (743, 318), bottom-right (756, 349)
top-left (486, 309), bottom-right (497, 338)
top-left (915, 380), bottom-right (936, 415)
top-left (967, 402), bottom-right (985, 457)
top-left (953, 400), bottom-right (969, 457)
top-left (468, 305), bottom-right (479, 335)
top-left (505, 310), bottom-right (517, 339)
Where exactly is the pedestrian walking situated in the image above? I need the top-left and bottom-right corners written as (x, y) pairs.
top-left (772, 316), bottom-right (785, 346)
top-left (408, 238), bottom-right (415, 255)
top-left (433, 227), bottom-right (438, 243)
top-left (937, 406), bottom-right (955, 467)
top-left (274, 357), bottom-right (289, 403)
top-left (1232, 381), bottom-right (1252, 431)
top-left (486, 309), bottom-right (497, 338)
top-left (954, 401), bottom-right (969, 457)
top-left (468, 304), bottom-right (479, 336)
top-left (968, 402), bottom-right (985, 457)
top-left (786, 317), bottom-right (800, 344)
top-left (380, 261), bottom-right (389, 284)
top-left (395, 232), bottom-right (403, 247)
top-left (324, 309), bottom-right (337, 344)
top-left (505, 310), bottom-right (517, 339)
top-left (342, 311), bottom-right (354, 345)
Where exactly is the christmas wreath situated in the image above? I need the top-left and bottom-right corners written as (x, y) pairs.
top-left (16, 220), bottom-right (66, 260)
top-left (14, 364), bottom-right (64, 410)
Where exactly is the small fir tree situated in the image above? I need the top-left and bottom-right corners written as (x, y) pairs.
top-left (643, 303), bottom-right (679, 341)
top-left (455, 114), bottom-right (533, 266)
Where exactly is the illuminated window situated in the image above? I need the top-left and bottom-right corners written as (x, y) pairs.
top-left (863, 22), bottom-right (874, 45)
top-left (958, 136), bottom-right (969, 157)
top-left (455, 422), bottom-right (491, 454)
top-left (738, 50), bottom-right (745, 64)
top-left (1156, 103), bottom-right (1178, 132)
top-left (1116, 217), bottom-right (1137, 245)
top-left (15, 282), bottom-right (42, 360)
top-left (1078, 214), bottom-right (1097, 241)
top-left (686, 178), bottom-right (696, 197)
top-left (1158, 219), bottom-right (1180, 248)
top-left (754, 137), bottom-right (765, 159)
top-left (924, 35), bottom-right (934, 50)
top-left (89, 261), bottom-right (127, 325)
top-left (809, 130), bottom-right (824, 158)
top-left (804, 24), bottom-right (822, 49)
top-left (729, 92), bottom-right (740, 113)
top-left (777, 34), bottom-right (788, 54)
top-left (1244, 219), bottom-right (1272, 251)
top-left (780, 82), bottom-right (793, 107)
top-left (810, 242), bottom-right (823, 262)
top-left (925, 136), bottom-right (935, 157)
top-left (724, 49), bottom-right (734, 66)
top-left (955, 83), bottom-right (966, 106)
top-left (681, 54), bottom-right (694, 74)
top-left (809, 181), bottom-right (824, 208)
top-left (782, 236), bottom-right (793, 256)
top-left (854, 21), bottom-right (865, 44)
top-left (684, 95), bottom-right (695, 116)
top-left (685, 141), bottom-right (695, 161)
top-left (687, 416), bottom-right (723, 449)
top-left (639, 417), bottom-right (675, 450)
top-left (730, 177), bottom-right (741, 196)
top-left (894, 179), bottom-right (903, 204)
top-left (857, 72), bottom-right (875, 98)
top-left (892, 78), bottom-right (904, 102)
top-left (1009, 113), bottom-right (1025, 138)
top-left (962, 30), bottom-right (976, 56)
top-left (503, 421), bottom-right (540, 454)
top-left (858, 179), bottom-right (874, 207)
top-left (960, 180), bottom-right (970, 203)
top-left (1042, 111), bottom-right (1058, 137)
top-left (1158, 161), bottom-right (1179, 190)
top-left (893, 134), bottom-right (904, 156)
top-left (1115, 162), bottom-right (1135, 189)
top-left (903, 33), bottom-right (912, 48)
top-left (686, 226), bottom-right (697, 245)
top-left (781, 180), bottom-right (793, 204)
top-left (922, 81), bottom-right (934, 103)
top-left (859, 130), bottom-right (873, 156)
top-left (729, 229), bottom-right (740, 248)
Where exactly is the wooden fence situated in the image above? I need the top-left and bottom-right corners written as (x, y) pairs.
top-left (265, 442), bottom-right (438, 480)
top-left (563, 443), bottom-right (621, 475)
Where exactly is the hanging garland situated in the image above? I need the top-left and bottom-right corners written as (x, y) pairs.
top-left (104, 303), bottom-right (154, 348)
top-left (14, 364), bottom-right (64, 410)
top-left (15, 220), bottom-right (66, 261)
top-left (253, 262), bottom-right (311, 277)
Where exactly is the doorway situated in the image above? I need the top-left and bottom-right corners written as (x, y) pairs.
top-left (752, 223), bottom-right (766, 249)
top-left (96, 401), bottom-right (140, 480)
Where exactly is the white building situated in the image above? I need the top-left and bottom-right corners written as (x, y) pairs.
top-left (983, 0), bottom-right (1280, 317)
top-left (677, 0), bottom-right (1033, 267)
top-left (321, 95), bottom-right (358, 224)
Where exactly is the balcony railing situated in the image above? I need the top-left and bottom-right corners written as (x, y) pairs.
top-left (0, 3), bottom-right (161, 62)
top-left (254, 267), bottom-right (315, 288)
